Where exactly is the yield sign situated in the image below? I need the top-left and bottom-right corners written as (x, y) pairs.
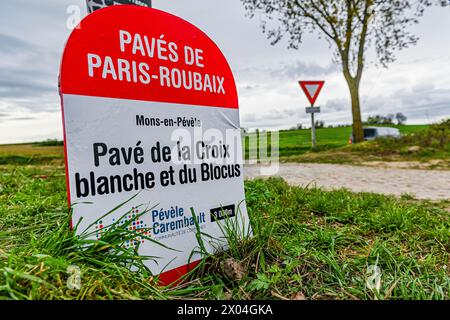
top-left (299, 81), bottom-right (325, 106)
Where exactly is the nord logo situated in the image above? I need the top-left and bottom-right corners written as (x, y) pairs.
top-left (210, 204), bottom-right (235, 222)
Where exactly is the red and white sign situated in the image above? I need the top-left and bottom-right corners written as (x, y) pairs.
top-left (59, 5), bottom-right (250, 285)
top-left (298, 81), bottom-right (325, 106)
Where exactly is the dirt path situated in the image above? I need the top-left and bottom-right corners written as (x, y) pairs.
top-left (244, 163), bottom-right (450, 200)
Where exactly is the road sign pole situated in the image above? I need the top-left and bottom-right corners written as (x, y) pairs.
top-left (86, 0), bottom-right (152, 13)
top-left (310, 108), bottom-right (316, 150)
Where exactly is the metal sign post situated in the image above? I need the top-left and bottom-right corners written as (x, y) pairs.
top-left (305, 106), bottom-right (321, 149)
top-left (310, 108), bottom-right (317, 149)
top-left (299, 81), bottom-right (325, 150)
top-left (86, 0), bottom-right (152, 14)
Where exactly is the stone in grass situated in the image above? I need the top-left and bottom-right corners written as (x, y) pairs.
top-left (407, 146), bottom-right (421, 153)
top-left (292, 292), bottom-right (306, 300)
top-left (223, 258), bottom-right (246, 281)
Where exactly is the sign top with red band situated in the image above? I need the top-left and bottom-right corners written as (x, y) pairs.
top-left (298, 80), bottom-right (325, 106)
top-left (60, 5), bottom-right (238, 109)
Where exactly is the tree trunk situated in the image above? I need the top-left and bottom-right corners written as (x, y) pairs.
top-left (346, 78), bottom-right (364, 143)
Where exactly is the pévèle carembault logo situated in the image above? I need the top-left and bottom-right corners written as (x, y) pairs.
top-left (151, 205), bottom-right (206, 235)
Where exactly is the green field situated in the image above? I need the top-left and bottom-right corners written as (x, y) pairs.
top-left (246, 124), bottom-right (428, 157)
top-left (0, 145), bottom-right (449, 300)
top-left (244, 123), bottom-right (450, 168)
top-left (0, 143), bottom-right (64, 165)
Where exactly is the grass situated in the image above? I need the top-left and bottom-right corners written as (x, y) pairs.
top-left (285, 120), bottom-right (450, 168)
top-left (0, 151), bottom-right (449, 300)
top-left (244, 121), bottom-right (450, 168)
top-left (0, 143), bottom-right (63, 165)
top-left (245, 124), bottom-right (429, 158)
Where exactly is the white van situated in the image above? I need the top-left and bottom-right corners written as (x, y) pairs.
top-left (349, 127), bottom-right (401, 144)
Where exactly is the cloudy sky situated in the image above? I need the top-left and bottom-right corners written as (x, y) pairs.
top-left (0, 1), bottom-right (449, 143)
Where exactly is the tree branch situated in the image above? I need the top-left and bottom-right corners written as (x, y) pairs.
top-left (293, 0), bottom-right (338, 42)
top-left (355, 0), bottom-right (370, 83)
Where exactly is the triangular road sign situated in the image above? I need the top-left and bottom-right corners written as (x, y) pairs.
top-left (299, 81), bottom-right (325, 106)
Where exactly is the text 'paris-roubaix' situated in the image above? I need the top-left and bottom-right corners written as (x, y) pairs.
top-left (86, 30), bottom-right (226, 94)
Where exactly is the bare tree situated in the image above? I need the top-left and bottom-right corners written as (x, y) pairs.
top-left (240, 0), bottom-right (447, 142)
